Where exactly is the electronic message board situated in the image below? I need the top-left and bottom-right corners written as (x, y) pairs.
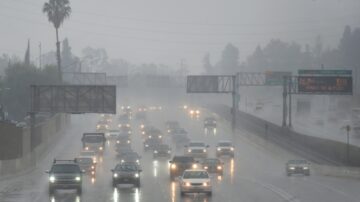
top-left (298, 76), bottom-right (352, 94)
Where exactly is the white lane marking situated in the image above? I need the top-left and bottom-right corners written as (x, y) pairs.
top-left (240, 177), bottom-right (300, 202)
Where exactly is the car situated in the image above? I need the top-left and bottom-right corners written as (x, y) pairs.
top-left (201, 158), bottom-right (224, 175)
top-left (185, 142), bottom-right (209, 159)
top-left (204, 117), bottom-right (217, 128)
top-left (153, 144), bottom-right (172, 159)
top-left (120, 151), bottom-right (141, 165)
top-left (216, 141), bottom-right (235, 157)
top-left (81, 133), bottom-right (106, 154)
top-left (116, 145), bottom-right (133, 159)
top-left (115, 134), bottom-right (131, 147)
top-left (189, 109), bottom-right (200, 117)
top-left (96, 120), bottom-right (109, 132)
top-left (107, 129), bottom-right (121, 139)
top-left (80, 150), bottom-right (97, 164)
top-left (144, 138), bottom-right (162, 151)
top-left (170, 127), bottom-right (187, 136)
top-left (101, 114), bottom-right (113, 124)
top-left (179, 169), bottom-right (212, 196)
top-left (111, 162), bottom-right (142, 187)
top-left (135, 106), bottom-right (147, 120)
top-left (145, 129), bottom-right (163, 140)
top-left (286, 160), bottom-right (310, 176)
top-left (46, 159), bottom-right (83, 195)
top-left (169, 156), bottom-right (198, 180)
top-left (75, 156), bottom-right (96, 176)
top-left (165, 121), bottom-right (180, 133)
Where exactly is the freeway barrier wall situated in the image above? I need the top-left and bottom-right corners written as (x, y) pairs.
top-left (0, 114), bottom-right (69, 177)
top-left (210, 104), bottom-right (360, 167)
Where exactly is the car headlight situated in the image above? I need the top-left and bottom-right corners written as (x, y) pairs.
top-left (171, 164), bottom-right (176, 169)
top-left (126, 124), bottom-right (130, 127)
top-left (136, 159), bottom-right (140, 163)
top-left (188, 149), bottom-right (192, 153)
top-left (217, 166), bottom-right (222, 170)
top-left (128, 131), bottom-right (132, 134)
top-left (167, 150), bottom-right (171, 153)
top-left (105, 125), bottom-right (109, 128)
top-left (303, 167), bottom-right (309, 170)
top-left (196, 110), bottom-right (200, 114)
top-left (127, 140), bottom-right (131, 144)
top-left (121, 160), bottom-right (124, 163)
top-left (217, 148), bottom-right (221, 151)
top-left (190, 110), bottom-right (194, 114)
top-left (203, 149), bottom-right (206, 152)
top-left (141, 125), bottom-right (144, 129)
top-left (167, 129), bottom-right (171, 133)
top-left (93, 157), bottom-right (97, 163)
top-left (118, 124), bottom-right (122, 127)
top-left (142, 131), bottom-right (145, 135)
top-left (289, 167), bottom-right (295, 170)
top-left (116, 140), bottom-right (120, 144)
top-left (230, 147), bottom-right (234, 151)
top-left (85, 147), bottom-right (89, 150)
top-left (159, 136), bottom-right (162, 139)
top-left (91, 166), bottom-right (95, 170)
top-left (145, 144), bottom-right (149, 147)
top-left (154, 150), bottom-right (158, 154)
top-left (75, 176), bottom-right (81, 181)
top-left (91, 171), bottom-right (95, 175)
top-left (203, 182), bottom-right (208, 186)
top-left (99, 147), bottom-right (103, 151)
top-left (113, 173), bottom-right (118, 178)
top-left (185, 182), bottom-right (191, 187)
top-left (49, 176), bottom-right (56, 183)
top-left (96, 125), bottom-right (100, 129)
top-left (134, 173), bottom-right (139, 178)
top-left (204, 166), bottom-right (208, 169)
top-left (192, 164), bottom-right (198, 169)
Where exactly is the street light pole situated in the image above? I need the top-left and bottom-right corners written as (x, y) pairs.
top-left (346, 125), bottom-right (351, 165)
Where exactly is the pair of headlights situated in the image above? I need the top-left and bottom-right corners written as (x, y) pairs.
top-left (183, 182), bottom-right (209, 187)
top-left (49, 176), bottom-right (81, 183)
top-left (113, 173), bottom-right (139, 178)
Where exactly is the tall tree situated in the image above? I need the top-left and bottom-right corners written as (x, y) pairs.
top-left (43, 0), bottom-right (71, 82)
top-left (203, 53), bottom-right (213, 74)
top-left (217, 43), bottom-right (239, 74)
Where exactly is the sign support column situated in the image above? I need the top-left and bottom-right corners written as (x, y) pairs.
top-left (282, 76), bottom-right (288, 127)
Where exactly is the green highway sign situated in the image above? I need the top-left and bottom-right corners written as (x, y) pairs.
top-left (298, 69), bottom-right (352, 76)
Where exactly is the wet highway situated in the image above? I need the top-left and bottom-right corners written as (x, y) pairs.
top-left (1, 104), bottom-right (360, 202)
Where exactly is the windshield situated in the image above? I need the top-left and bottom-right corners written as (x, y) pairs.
top-left (76, 158), bottom-right (93, 164)
top-left (83, 135), bottom-right (104, 143)
top-left (80, 151), bottom-right (95, 156)
top-left (204, 159), bottom-right (219, 164)
top-left (218, 142), bottom-right (232, 147)
top-left (115, 164), bottom-right (138, 171)
top-left (51, 164), bottom-right (81, 173)
top-left (173, 157), bottom-right (194, 163)
top-left (183, 171), bottom-right (209, 179)
top-left (189, 142), bottom-right (205, 147)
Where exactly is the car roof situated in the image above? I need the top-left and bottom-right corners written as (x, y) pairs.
top-left (184, 169), bottom-right (207, 172)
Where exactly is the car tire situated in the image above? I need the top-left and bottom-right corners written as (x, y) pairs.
top-left (180, 191), bottom-right (186, 197)
top-left (48, 187), bottom-right (55, 196)
top-left (135, 180), bottom-right (141, 187)
top-left (305, 171), bottom-right (310, 176)
top-left (207, 191), bottom-right (212, 196)
top-left (287, 172), bottom-right (291, 176)
top-left (112, 181), bottom-right (117, 188)
top-left (77, 187), bottom-right (82, 195)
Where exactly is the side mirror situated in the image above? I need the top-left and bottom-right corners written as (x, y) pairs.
top-left (111, 169), bottom-right (114, 172)
top-left (45, 170), bottom-right (50, 173)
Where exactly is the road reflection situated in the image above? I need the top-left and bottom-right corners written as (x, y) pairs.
top-left (171, 181), bottom-right (176, 202)
top-left (153, 160), bottom-right (158, 177)
top-left (230, 158), bottom-right (235, 184)
top-left (50, 193), bottom-right (81, 202)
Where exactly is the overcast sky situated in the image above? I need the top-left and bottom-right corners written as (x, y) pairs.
top-left (0, 0), bottom-right (359, 73)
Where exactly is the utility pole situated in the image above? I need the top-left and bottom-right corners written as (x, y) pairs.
top-left (282, 76), bottom-right (288, 127)
top-left (39, 42), bottom-right (42, 69)
top-left (288, 77), bottom-right (292, 128)
top-left (345, 125), bottom-right (351, 165)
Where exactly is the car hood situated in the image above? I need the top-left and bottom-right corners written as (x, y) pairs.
top-left (188, 146), bottom-right (206, 150)
top-left (181, 178), bottom-right (210, 183)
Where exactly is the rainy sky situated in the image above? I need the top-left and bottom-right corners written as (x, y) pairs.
top-left (0, 0), bottom-right (359, 72)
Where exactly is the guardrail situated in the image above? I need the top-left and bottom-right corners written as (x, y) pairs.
top-left (209, 104), bottom-right (360, 167)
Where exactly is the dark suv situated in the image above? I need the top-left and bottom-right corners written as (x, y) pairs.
top-left (286, 159), bottom-right (310, 176)
top-left (169, 156), bottom-right (197, 180)
top-left (46, 159), bottom-right (83, 195)
top-left (111, 162), bottom-right (142, 187)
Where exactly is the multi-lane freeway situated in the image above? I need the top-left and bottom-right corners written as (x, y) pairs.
top-left (0, 103), bottom-right (360, 202)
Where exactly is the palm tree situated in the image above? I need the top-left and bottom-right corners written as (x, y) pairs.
top-left (43, 0), bottom-right (71, 82)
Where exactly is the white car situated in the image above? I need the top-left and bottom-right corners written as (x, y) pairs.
top-left (179, 169), bottom-right (212, 196)
top-left (185, 142), bottom-right (209, 158)
top-left (216, 141), bottom-right (235, 157)
top-left (80, 150), bottom-right (97, 164)
top-left (107, 130), bottom-right (121, 139)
